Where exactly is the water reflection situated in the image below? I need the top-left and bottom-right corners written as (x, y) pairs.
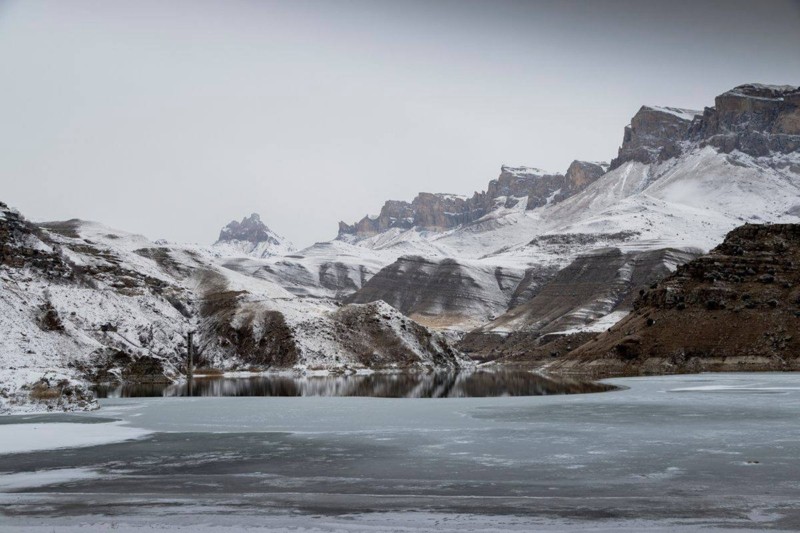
top-left (94, 370), bottom-right (613, 398)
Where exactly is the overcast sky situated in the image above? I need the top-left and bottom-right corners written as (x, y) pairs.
top-left (1, 0), bottom-right (799, 248)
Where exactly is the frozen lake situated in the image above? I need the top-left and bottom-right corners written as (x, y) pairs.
top-left (2, 372), bottom-right (800, 532)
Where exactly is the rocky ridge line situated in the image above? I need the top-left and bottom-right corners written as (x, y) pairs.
top-left (338, 161), bottom-right (608, 238)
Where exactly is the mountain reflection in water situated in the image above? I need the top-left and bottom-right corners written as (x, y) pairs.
top-left (94, 370), bottom-right (613, 398)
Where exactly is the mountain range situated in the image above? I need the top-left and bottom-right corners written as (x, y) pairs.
top-left (1, 83), bottom-right (798, 412)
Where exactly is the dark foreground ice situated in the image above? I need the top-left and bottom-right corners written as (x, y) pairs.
top-left (1, 373), bottom-right (800, 531)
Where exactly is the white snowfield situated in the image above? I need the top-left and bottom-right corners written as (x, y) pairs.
top-left (331, 146), bottom-right (799, 331)
top-left (0, 421), bottom-right (150, 455)
top-left (642, 105), bottom-right (703, 122)
top-left (346, 147), bottom-right (800, 260)
top-left (0, 209), bottom-right (465, 413)
top-left (210, 236), bottom-right (296, 259)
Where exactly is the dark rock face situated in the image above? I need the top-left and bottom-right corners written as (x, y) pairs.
top-left (554, 224), bottom-right (800, 376)
top-left (411, 193), bottom-right (477, 231)
top-left (38, 300), bottom-right (64, 331)
top-left (0, 204), bottom-right (71, 276)
top-left (217, 213), bottom-right (281, 245)
top-left (481, 248), bottom-right (698, 335)
top-left (345, 255), bottom-right (525, 328)
top-left (338, 164), bottom-right (609, 238)
top-left (338, 200), bottom-right (415, 236)
top-left (690, 84), bottom-right (800, 157)
top-left (198, 271), bottom-right (299, 369)
top-left (484, 166), bottom-right (565, 210)
top-left (338, 193), bottom-right (480, 237)
top-left (318, 261), bottom-right (371, 296)
top-left (553, 161), bottom-right (608, 203)
top-left (506, 264), bottom-right (564, 310)
top-left (331, 302), bottom-right (463, 368)
top-left (611, 84), bottom-right (800, 170)
top-left (610, 106), bottom-right (700, 170)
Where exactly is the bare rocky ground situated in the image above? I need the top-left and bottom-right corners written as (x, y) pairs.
top-left (549, 224), bottom-right (800, 376)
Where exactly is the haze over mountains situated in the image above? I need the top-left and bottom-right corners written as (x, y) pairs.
top-left (1, 83), bottom-right (799, 412)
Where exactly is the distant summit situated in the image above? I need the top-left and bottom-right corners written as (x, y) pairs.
top-left (337, 161), bottom-right (608, 238)
top-left (214, 213), bottom-right (295, 258)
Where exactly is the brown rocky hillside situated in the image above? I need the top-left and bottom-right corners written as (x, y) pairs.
top-left (551, 224), bottom-right (800, 376)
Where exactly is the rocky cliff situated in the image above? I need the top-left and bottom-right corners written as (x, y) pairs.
top-left (458, 247), bottom-right (699, 361)
top-left (552, 160), bottom-right (608, 203)
top-left (551, 224), bottom-right (800, 375)
top-left (611, 84), bottom-right (800, 169)
top-left (692, 84), bottom-right (800, 157)
top-left (336, 83), bottom-right (799, 338)
top-left (338, 163), bottom-right (607, 238)
top-left (213, 213), bottom-right (295, 258)
top-left (609, 106), bottom-right (701, 169)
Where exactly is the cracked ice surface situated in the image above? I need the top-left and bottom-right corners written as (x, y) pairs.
top-left (1, 373), bottom-right (800, 531)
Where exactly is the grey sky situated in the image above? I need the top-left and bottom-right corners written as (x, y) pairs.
top-left (1, 0), bottom-right (798, 248)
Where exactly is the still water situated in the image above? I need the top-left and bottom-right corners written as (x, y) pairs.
top-left (93, 369), bottom-right (614, 398)
top-left (4, 374), bottom-right (800, 531)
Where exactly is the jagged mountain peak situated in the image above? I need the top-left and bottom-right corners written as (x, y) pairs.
top-left (217, 213), bottom-right (271, 243)
top-left (214, 213), bottom-right (295, 258)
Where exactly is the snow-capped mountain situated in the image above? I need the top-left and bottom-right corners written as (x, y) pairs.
top-left (338, 84), bottom-right (800, 332)
top-left (212, 213), bottom-right (295, 258)
top-left (2, 82), bottom-right (798, 412)
top-left (0, 204), bottom-right (467, 413)
top-left (338, 162), bottom-right (607, 238)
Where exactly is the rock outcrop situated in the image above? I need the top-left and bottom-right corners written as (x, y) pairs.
top-left (338, 164), bottom-right (607, 238)
top-left (691, 83), bottom-right (800, 157)
top-left (552, 224), bottom-right (800, 376)
top-left (338, 193), bottom-right (480, 237)
top-left (484, 166), bottom-right (565, 210)
top-left (611, 84), bottom-right (800, 169)
top-left (552, 161), bottom-right (608, 203)
top-left (335, 82), bottom-right (799, 341)
top-left (610, 106), bottom-right (701, 169)
top-left (1, 207), bottom-right (194, 413)
top-left (214, 213), bottom-right (295, 258)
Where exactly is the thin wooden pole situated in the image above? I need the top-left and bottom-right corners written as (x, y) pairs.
top-left (187, 331), bottom-right (194, 383)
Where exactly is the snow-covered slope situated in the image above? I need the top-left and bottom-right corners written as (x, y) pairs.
top-left (345, 255), bottom-right (530, 329)
top-left (0, 205), bottom-right (468, 413)
top-left (3, 83), bottom-right (798, 410)
top-left (340, 84), bottom-right (800, 333)
top-left (341, 147), bottom-right (798, 332)
top-left (218, 240), bottom-right (394, 299)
